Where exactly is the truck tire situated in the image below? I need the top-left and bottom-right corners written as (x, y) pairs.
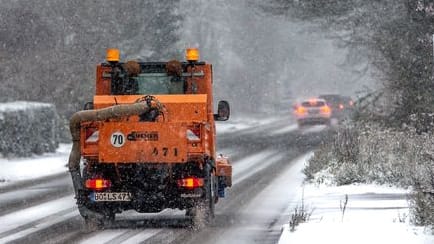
top-left (189, 167), bottom-right (215, 228)
top-left (82, 198), bottom-right (116, 231)
top-left (297, 120), bottom-right (304, 128)
top-left (204, 171), bottom-right (216, 220)
top-left (81, 168), bottom-right (115, 231)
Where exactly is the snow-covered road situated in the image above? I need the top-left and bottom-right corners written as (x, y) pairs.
top-left (0, 116), bottom-right (333, 243)
top-left (4, 119), bottom-right (428, 244)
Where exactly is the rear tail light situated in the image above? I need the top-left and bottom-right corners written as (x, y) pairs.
top-left (187, 125), bottom-right (201, 142)
top-left (339, 104), bottom-right (344, 110)
top-left (321, 105), bottom-right (331, 114)
top-left (295, 106), bottom-right (306, 115)
top-left (177, 177), bottom-right (204, 189)
top-left (85, 127), bottom-right (99, 143)
top-left (85, 178), bottom-right (111, 190)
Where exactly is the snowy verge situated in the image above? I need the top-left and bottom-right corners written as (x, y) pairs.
top-left (0, 101), bottom-right (59, 157)
top-left (0, 143), bottom-right (70, 187)
top-left (278, 183), bottom-right (434, 244)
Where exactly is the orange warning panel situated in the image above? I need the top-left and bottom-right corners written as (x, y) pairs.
top-left (216, 155), bottom-right (232, 187)
top-left (98, 122), bottom-right (189, 163)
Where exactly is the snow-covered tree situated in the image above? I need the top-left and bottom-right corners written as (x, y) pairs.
top-left (0, 0), bottom-right (181, 117)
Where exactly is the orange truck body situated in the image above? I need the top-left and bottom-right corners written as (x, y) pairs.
top-left (73, 52), bottom-right (231, 223)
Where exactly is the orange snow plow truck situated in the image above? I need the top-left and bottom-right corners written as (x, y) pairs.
top-left (68, 48), bottom-right (232, 227)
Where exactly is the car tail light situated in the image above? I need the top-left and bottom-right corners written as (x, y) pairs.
top-left (187, 125), bottom-right (201, 142)
top-left (339, 104), bottom-right (344, 110)
top-left (295, 106), bottom-right (306, 115)
top-left (349, 100), bottom-right (354, 106)
top-left (85, 127), bottom-right (99, 143)
top-left (177, 177), bottom-right (204, 189)
top-left (85, 178), bottom-right (111, 190)
top-left (321, 105), bottom-right (331, 114)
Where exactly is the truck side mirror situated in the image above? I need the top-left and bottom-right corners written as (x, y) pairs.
top-left (215, 100), bottom-right (230, 121)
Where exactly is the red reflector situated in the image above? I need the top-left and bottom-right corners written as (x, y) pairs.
top-left (85, 127), bottom-right (99, 143)
top-left (177, 177), bottom-right (204, 189)
top-left (187, 125), bottom-right (201, 141)
top-left (85, 178), bottom-right (111, 190)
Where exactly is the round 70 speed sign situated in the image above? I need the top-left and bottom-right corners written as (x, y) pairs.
top-left (111, 132), bottom-right (125, 147)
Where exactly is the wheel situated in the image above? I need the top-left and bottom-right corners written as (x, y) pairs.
top-left (83, 211), bottom-right (115, 232)
top-left (205, 172), bottom-right (216, 220)
top-left (81, 167), bottom-right (115, 231)
top-left (188, 165), bottom-right (215, 228)
top-left (297, 121), bottom-right (304, 128)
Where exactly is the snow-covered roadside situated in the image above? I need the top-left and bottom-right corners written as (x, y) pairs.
top-left (0, 143), bottom-right (70, 187)
top-left (278, 180), bottom-right (434, 243)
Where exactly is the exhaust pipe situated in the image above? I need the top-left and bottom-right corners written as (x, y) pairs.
top-left (68, 102), bottom-right (151, 218)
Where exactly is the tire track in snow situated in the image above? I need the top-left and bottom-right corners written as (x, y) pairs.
top-left (0, 196), bottom-right (77, 243)
top-left (0, 210), bottom-right (77, 243)
top-left (0, 195), bottom-right (75, 236)
top-left (0, 176), bottom-right (72, 216)
top-left (269, 124), bottom-right (298, 135)
top-left (232, 150), bottom-right (285, 185)
top-left (80, 228), bottom-right (162, 244)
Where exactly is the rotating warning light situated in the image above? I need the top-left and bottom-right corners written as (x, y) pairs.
top-left (106, 48), bottom-right (120, 63)
top-left (186, 48), bottom-right (200, 62)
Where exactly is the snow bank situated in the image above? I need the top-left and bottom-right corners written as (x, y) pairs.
top-left (278, 183), bottom-right (434, 244)
top-left (0, 101), bottom-right (59, 157)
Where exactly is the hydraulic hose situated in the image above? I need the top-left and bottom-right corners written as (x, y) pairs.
top-left (68, 102), bottom-right (151, 218)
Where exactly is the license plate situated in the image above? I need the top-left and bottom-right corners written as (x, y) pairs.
top-left (91, 192), bottom-right (132, 202)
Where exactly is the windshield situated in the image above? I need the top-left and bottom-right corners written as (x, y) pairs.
top-left (110, 72), bottom-right (186, 95)
top-left (135, 73), bottom-right (184, 95)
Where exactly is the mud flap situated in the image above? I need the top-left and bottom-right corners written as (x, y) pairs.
top-left (216, 155), bottom-right (232, 187)
top-left (70, 170), bottom-right (104, 221)
top-left (188, 163), bottom-right (215, 229)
